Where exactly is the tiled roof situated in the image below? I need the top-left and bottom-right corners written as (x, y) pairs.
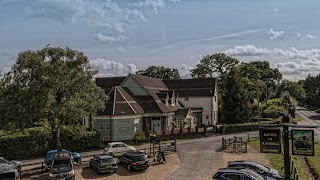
top-left (175, 109), bottom-right (190, 118)
top-left (130, 74), bottom-right (168, 90)
top-left (163, 78), bottom-right (216, 90)
top-left (96, 86), bottom-right (144, 116)
top-left (162, 89), bottom-right (214, 97)
top-left (95, 77), bottom-right (126, 91)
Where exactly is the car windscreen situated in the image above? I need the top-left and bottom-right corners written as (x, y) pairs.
top-left (133, 155), bottom-right (147, 162)
top-left (240, 170), bottom-right (265, 180)
top-left (52, 159), bottom-right (72, 167)
top-left (254, 163), bottom-right (269, 172)
top-left (101, 158), bottom-right (115, 163)
top-left (0, 172), bottom-right (15, 180)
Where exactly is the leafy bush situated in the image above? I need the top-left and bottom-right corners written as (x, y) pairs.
top-left (0, 126), bottom-right (100, 160)
top-left (134, 130), bottom-right (147, 142)
top-left (218, 121), bottom-right (272, 134)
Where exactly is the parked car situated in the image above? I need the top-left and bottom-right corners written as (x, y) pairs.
top-left (227, 161), bottom-right (283, 179)
top-left (118, 152), bottom-right (149, 171)
top-left (89, 154), bottom-right (118, 174)
top-left (294, 141), bottom-right (312, 149)
top-left (0, 164), bottom-right (20, 180)
top-left (213, 168), bottom-right (277, 180)
top-left (44, 149), bottom-right (81, 169)
top-left (0, 157), bottom-right (22, 173)
top-left (48, 151), bottom-right (75, 180)
top-left (103, 142), bottom-right (136, 157)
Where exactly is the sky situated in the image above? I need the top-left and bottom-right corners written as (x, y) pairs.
top-left (1, 0), bottom-right (320, 80)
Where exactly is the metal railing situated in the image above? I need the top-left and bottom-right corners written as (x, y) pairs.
top-left (222, 136), bottom-right (247, 153)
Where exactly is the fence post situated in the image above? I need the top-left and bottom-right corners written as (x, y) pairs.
top-left (247, 134), bottom-right (250, 142)
top-left (174, 138), bottom-right (177, 152)
top-left (222, 138), bottom-right (225, 150)
top-left (245, 142), bottom-right (247, 153)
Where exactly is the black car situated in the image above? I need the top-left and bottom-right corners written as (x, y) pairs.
top-left (213, 168), bottom-right (277, 180)
top-left (294, 141), bottom-right (312, 149)
top-left (227, 161), bottom-right (283, 179)
top-left (118, 152), bottom-right (149, 171)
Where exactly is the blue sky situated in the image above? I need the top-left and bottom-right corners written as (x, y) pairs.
top-left (1, 0), bottom-right (320, 80)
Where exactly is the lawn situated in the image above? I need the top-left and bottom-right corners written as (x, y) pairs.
top-left (248, 138), bottom-right (309, 180)
top-left (306, 142), bottom-right (320, 177)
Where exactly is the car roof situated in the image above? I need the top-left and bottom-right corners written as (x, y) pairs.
top-left (228, 161), bottom-right (260, 166)
top-left (125, 152), bottom-right (144, 156)
top-left (94, 154), bottom-right (113, 159)
top-left (47, 149), bottom-right (68, 154)
top-left (108, 142), bottom-right (125, 145)
top-left (217, 168), bottom-right (241, 173)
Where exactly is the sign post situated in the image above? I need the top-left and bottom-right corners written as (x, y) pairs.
top-left (259, 128), bottom-right (281, 154)
top-left (291, 129), bottom-right (314, 156)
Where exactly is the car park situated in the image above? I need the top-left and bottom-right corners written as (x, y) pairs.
top-left (44, 149), bottom-right (81, 169)
top-left (103, 142), bottom-right (136, 157)
top-left (213, 168), bottom-right (277, 180)
top-left (0, 157), bottom-right (22, 173)
top-left (227, 161), bottom-right (283, 179)
top-left (89, 154), bottom-right (118, 174)
top-left (0, 164), bottom-right (20, 180)
top-left (48, 151), bottom-right (75, 180)
top-left (118, 152), bottom-right (149, 171)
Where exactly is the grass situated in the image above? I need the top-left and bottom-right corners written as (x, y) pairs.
top-left (306, 142), bottom-right (320, 177)
top-left (248, 138), bottom-right (309, 180)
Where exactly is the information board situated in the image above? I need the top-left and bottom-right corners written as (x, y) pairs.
top-left (260, 128), bottom-right (281, 154)
top-left (291, 129), bottom-right (314, 156)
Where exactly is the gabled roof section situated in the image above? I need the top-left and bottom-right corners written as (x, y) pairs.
top-left (175, 109), bottom-right (191, 118)
top-left (96, 86), bottom-right (144, 116)
top-left (130, 74), bottom-right (168, 91)
top-left (95, 76), bottom-right (126, 92)
top-left (163, 78), bottom-right (216, 90)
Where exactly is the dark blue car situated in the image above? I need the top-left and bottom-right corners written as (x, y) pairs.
top-left (44, 149), bottom-right (81, 168)
top-left (213, 168), bottom-right (277, 180)
top-left (89, 154), bottom-right (118, 174)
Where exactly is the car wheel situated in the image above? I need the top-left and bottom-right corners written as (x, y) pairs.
top-left (95, 167), bottom-right (100, 175)
top-left (89, 163), bottom-right (92, 168)
top-left (127, 165), bottom-right (131, 171)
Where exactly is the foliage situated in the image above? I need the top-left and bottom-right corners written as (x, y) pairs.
top-left (0, 126), bottom-right (100, 160)
top-left (190, 53), bottom-right (239, 79)
top-left (218, 121), bottom-right (272, 134)
top-left (136, 66), bottom-right (181, 79)
top-left (300, 73), bottom-right (320, 109)
top-left (275, 80), bottom-right (305, 99)
top-left (134, 130), bottom-right (147, 142)
top-left (220, 67), bottom-right (252, 124)
top-left (260, 97), bottom-right (290, 118)
top-left (0, 46), bottom-right (107, 149)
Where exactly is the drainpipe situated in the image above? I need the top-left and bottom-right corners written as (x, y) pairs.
top-left (210, 89), bottom-right (213, 125)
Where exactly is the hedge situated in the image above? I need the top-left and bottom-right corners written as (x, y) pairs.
top-left (218, 121), bottom-right (273, 134)
top-left (0, 126), bottom-right (100, 160)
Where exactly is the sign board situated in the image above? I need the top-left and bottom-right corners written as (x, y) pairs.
top-left (260, 128), bottom-right (281, 154)
top-left (291, 129), bottom-right (314, 156)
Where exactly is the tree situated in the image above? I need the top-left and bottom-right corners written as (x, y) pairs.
top-left (220, 67), bottom-right (252, 124)
top-left (136, 66), bottom-right (181, 79)
top-left (0, 46), bottom-right (108, 149)
top-left (190, 53), bottom-right (239, 79)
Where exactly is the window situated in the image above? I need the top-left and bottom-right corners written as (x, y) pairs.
top-left (241, 175), bottom-right (253, 180)
top-left (223, 173), bottom-right (241, 180)
top-left (99, 125), bottom-right (103, 130)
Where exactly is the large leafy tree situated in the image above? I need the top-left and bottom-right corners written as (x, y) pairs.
top-left (136, 66), bottom-right (181, 79)
top-left (220, 67), bottom-right (252, 124)
top-left (190, 53), bottom-right (239, 79)
top-left (0, 46), bottom-right (108, 149)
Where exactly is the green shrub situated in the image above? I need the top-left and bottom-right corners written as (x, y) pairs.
top-left (218, 121), bottom-right (272, 134)
top-left (0, 126), bottom-right (100, 160)
top-left (134, 130), bottom-right (147, 142)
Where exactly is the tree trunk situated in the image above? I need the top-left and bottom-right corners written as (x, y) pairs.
top-left (55, 128), bottom-right (61, 150)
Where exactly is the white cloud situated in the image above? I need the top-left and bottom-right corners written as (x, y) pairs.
top-left (0, 50), bottom-right (10, 56)
top-left (178, 64), bottom-right (193, 79)
top-left (132, 0), bottom-right (181, 14)
top-left (90, 58), bottom-right (137, 77)
top-left (297, 33), bottom-right (318, 40)
top-left (268, 8), bottom-right (279, 12)
top-left (117, 46), bottom-right (126, 53)
top-left (0, 66), bottom-right (11, 76)
top-left (224, 45), bottom-right (320, 79)
top-left (94, 33), bottom-right (126, 43)
top-left (267, 28), bottom-right (285, 40)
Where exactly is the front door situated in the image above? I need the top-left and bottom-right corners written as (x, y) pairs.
top-left (151, 120), bottom-right (162, 133)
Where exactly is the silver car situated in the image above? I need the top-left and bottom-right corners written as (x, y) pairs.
top-left (103, 142), bottom-right (136, 157)
top-left (0, 157), bottom-right (21, 173)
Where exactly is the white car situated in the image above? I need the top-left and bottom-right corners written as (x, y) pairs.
top-left (103, 142), bottom-right (136, 157)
